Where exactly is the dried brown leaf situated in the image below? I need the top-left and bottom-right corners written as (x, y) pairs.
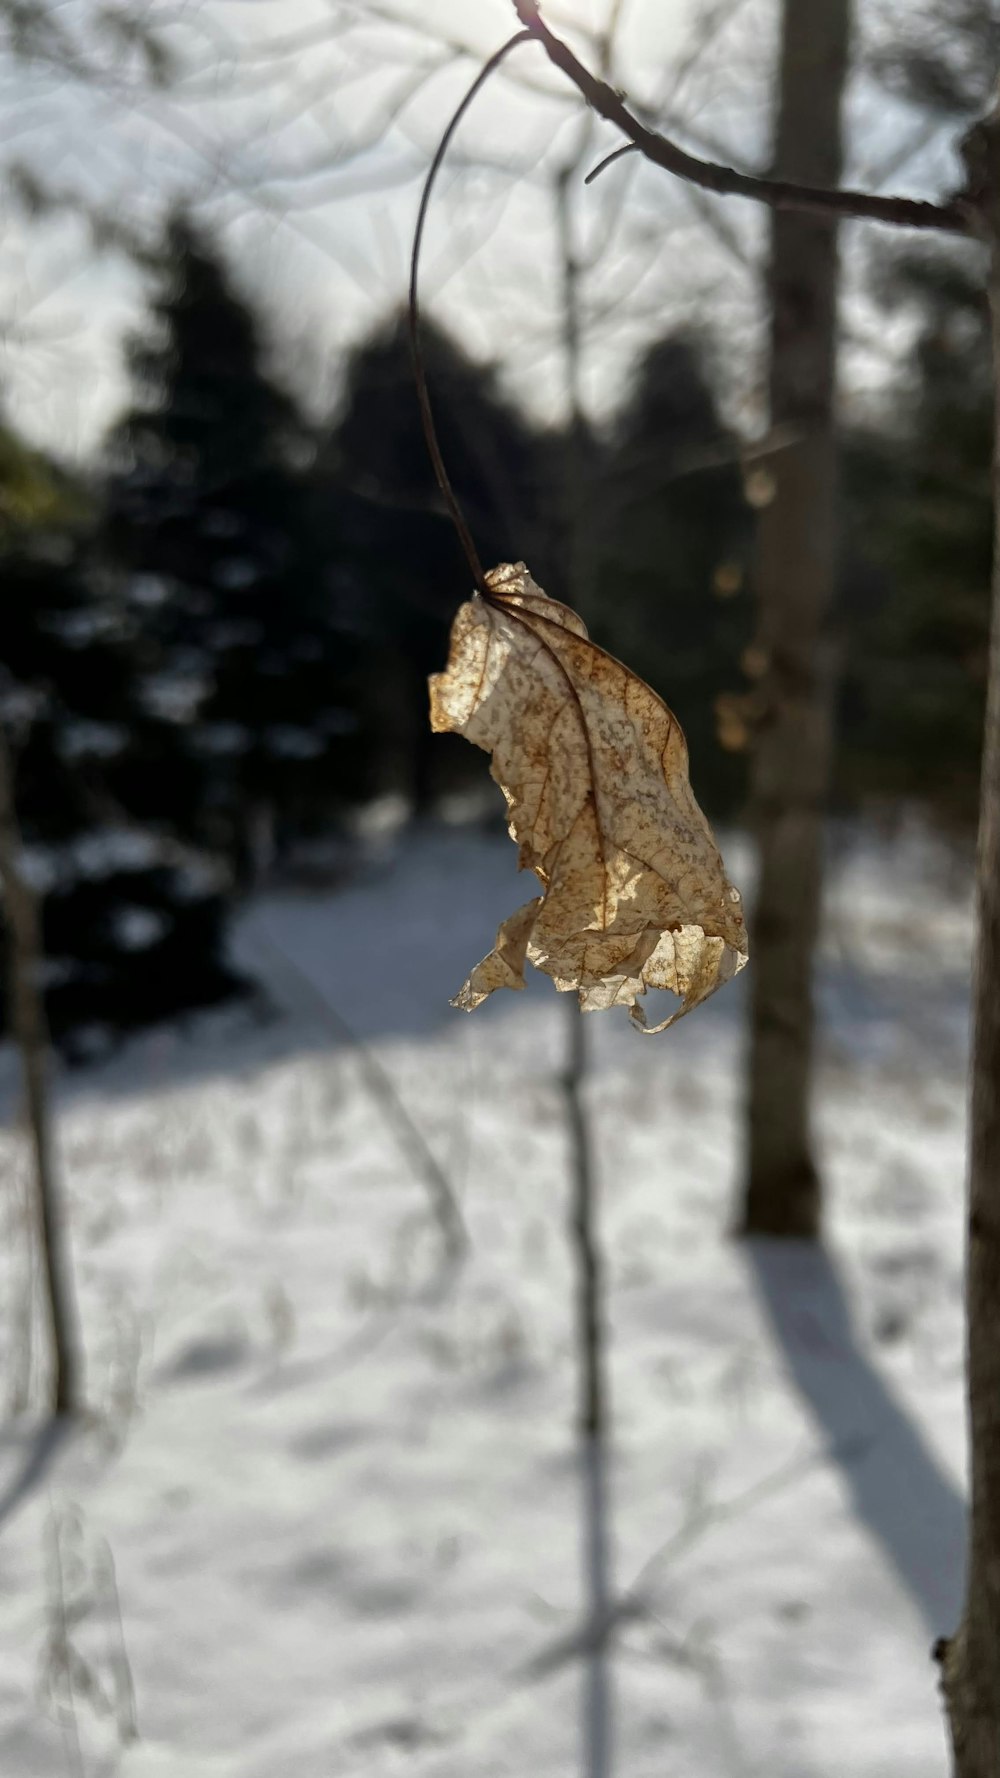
top-left (429, 562), bottom-right (748, 1032)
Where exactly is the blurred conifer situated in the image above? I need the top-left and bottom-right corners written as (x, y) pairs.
top-left (591, 332), bottom-right (751, 822)
top-left (841, 0), bottom-right (995, 827)
top-left (318, 312), bottom-right (555, 815)
top-left (105, 212), bottom-right (369, 881)
top-left (0, 430), bottom-right (241, 1060)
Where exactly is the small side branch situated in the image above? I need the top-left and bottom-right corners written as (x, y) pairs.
top-left (511, 1), bottom-right (970, 236)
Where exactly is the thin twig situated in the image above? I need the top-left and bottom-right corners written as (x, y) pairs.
top-left (253, 928), bottom-right (468, 1264)
top-left (99, 1539), bottom-right (139, 1745)
top-left (586, 142), bottom-right (636, 185)
top-left (511, 2), bottom-right (971, 235)
top-left (44, 1508), bottom-right (86, 1778)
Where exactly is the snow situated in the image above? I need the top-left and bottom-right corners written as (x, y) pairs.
top-left (206, 621), bottom-right (265, 651)
top-left (40, 608), bottom-right (113, 648)
top-left (19, 825), bottom-right (223, 915)
top-left (140, 672), bottom-right (208, 725)
top-left (211, 558), bottom-right (260, 591)
top-left (59, 721), bottom-right (128, 761)
top-left (114, 908), bottom-right (169, 952)
top-left (0, 820), bottom-right (973, 1777)
top-left (20, 828), bottom-right (172, 894)
top-left (262, 725), bottom-right (325, 760)
top-left (129, 576), bottom-right (170, 609)
top-left (196, 723), bottom-right (251, 756)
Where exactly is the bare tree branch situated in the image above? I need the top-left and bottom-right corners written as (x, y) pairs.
top-left (509, 1), bottom-right (971, 235)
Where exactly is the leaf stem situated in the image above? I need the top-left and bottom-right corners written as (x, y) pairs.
top-left (409, 32), bottom-right (534, 598)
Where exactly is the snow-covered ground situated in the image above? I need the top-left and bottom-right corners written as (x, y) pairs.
top-left (0, 820), bottom-right (976, 1777)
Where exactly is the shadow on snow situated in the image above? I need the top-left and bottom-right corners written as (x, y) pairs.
top-left (745, 1238), bottom-right (966, 1637)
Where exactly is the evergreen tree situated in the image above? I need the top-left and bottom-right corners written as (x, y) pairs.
top-left (318, 312), bottom-right (555, 814)
top-left (0, 430), bottom-right (241, 1061)
top-left (592, 332), bottom-right (751, 821)
top-left (841, 2), bottom-right (995, 827)
top-left (106, 213), bottom-right (367, 879)
top-left (842, 250), bottom-right (990, 827)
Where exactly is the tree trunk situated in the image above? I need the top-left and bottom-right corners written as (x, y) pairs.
top-left (557, 136), bottom-right (614, 1778)
top-left (0, 730), bottom-right (81, 1416)
top-left (739, 0), bottom-right (851, 1239)
top-left (938, 98), bottom-right (1000, 1778)
top-left (563, 1004), bottom-right (613, 1778)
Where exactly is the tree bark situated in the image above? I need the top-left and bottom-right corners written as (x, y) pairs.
top-left (557, 125), bottom-right (614, 1778)
top-left (0, 730), bottom-right (81, 1416)
top-left (739, 0), bottom-right (851, 1239)
top-left (938, 99), bottom-right (1000, 1778)
top-left (563, 1004), bottom-right (612, 1778)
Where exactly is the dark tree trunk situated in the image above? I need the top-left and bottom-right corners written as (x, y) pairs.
top-left (740, 0), bottom-right (851, 1239)
top-left (0, 731), bottom-right (81, 1416)
top-left (563, 1004), bottom-right (612, 1778)
top-left (938, 97), bottom-right (1000, 1778)
top-left (557, 133), bottom-right (614, 1778)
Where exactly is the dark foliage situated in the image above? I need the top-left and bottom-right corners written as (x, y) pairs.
top-left (841, 244), bottom-right (991, 827)
top-left (590, 333), bottom-right (753, 821)
top-left (105, 213), bottom-right (370, 879)
top-left (844, 0), bottom-right (996, 828)
top-left (318, 312), bottom-right (558, 813)
top-left (0, 527), bottom-right (243, 1061)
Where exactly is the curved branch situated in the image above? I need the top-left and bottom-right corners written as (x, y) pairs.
top-left (511, 1), bottom-right (971, 236)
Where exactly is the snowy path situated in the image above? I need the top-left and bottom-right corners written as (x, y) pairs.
top-left (0, 822), bottom-right (973, 1777)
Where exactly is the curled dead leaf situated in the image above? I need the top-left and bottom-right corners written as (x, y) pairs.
top-left (429, 563), bottom-right (748, 1032)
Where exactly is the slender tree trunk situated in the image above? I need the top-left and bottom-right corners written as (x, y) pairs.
top-left (555, 166), bottom-right (597, 622)
top-left (739, 0), bottom-right (851, 1239)
top-left (557, 139), bottom-right (614, 1778)
top-left (563, 1004), bottom-right (612, 1778)
top-left (0, 731), bottom-right (81, 1416)
top-left (565, 1010), bottom-right (604, 1447)
top-left (938, 99), bottom-right (1000, 1778)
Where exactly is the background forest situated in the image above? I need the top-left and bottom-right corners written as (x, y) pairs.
top-left (0, 1), bottom-right (994, 1776)
top-left (1, 198), bottom-right (989, 1057)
